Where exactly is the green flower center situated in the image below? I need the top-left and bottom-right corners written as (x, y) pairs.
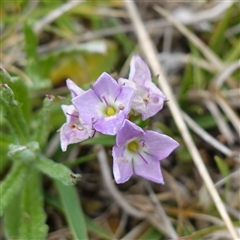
top-left (127, 140), bottom-right (139, 152)
top-left (105, 106), bottom-right (116, 116)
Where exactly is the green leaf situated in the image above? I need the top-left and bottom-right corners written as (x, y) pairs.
top-left (18, 170), bottom-right (48, 240)
top-left (0, 133), bottom-right (16, 172)
top-left (214, 156), bottom-right (230, 180)
top-left (45, 194), bottom-right (113, 239)
top-left (8, 77), bottom-right (32, 122)
top-left (34, 95), bottom-right (54, 148)
top-left (0, 67), bottom-right (12, 82)
top-left (139, 227), bottom-right (162, 240)
top-left (55, 180), bottom-right (88, 240)
top-left (209, 6), bottom-right (232, 54)
top-left (63, 153), bottom-right (96, 167)
top-left (0, 84), bottom-right (29, 144)
top-left (224, 41), bottom-right (240, 62)
top-left (0, 70), bottom-right (31, 122)
top-left (83, 135), bottom-right (115, 146)
top-left (8, 141), bottom-right (40, 164)
top-left (0, 161), bottom-right (28, 216)
top-left (4, 194), bottom-right (22, 239)
top-left (34, 154), bottom-right (80, 185)
top-left (24, 21), bottom-right (38, 79)
top-left (179, 59), bottom-right (192, 98)
top-left (190, 43), bottom-right (206, 89)
top-left (24, 22), bottom-right (51, 89)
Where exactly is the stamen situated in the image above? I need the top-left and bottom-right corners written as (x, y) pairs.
top-left (143, 96), bottom-right (150, 103)
top-left (118, 104), bottom-right (125, 110)
top-left (102, 95), bottom-right (109, 107)
top-left (137, 152), bottom-right (149, 164)
top-left (139, 140), bottom-right (146, 148)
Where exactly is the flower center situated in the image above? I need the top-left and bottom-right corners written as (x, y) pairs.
top-left (127, 140), bottom-right (139, 152)
top-left (105, 106), bottom-right (116, 116)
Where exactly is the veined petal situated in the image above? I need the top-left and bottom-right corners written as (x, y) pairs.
top-left (133, 156), bottom-right (164, 184)
top-left (116, 120), bottom-right (144, 147)
top-left (72, 89), bottom-right (101, 125)
top-left (142, 131), bottom-right (179, 160)
top-left (66, 78), bottom-right (84, 98)
top-left (129, 55), bottom-right (152, 85)
top-left (93, 72), bottom-right (120, 99)
top-left (112, 146), bottom-right (134, 184)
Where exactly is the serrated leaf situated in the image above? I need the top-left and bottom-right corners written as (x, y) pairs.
top-left (18, 170), bottom-right (48, 240)
top-left (55, 180), bottom-right (88, 240)
top-left (0, 161), bottom-right (28, 216)
top-left (34, 154), bottom-right (79, 185)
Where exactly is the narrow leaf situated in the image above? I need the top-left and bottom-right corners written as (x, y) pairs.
top-left (55, 180), bottom-right (88, 240)
top-left (4, 194), bottom-right (22, 239)
top-left (34, 154), bottom-right (80, 185)
top-left (0, 161), bottom-right (28, 216)
top-left (34, 95), bottom-right (54, 148)
top-left (83, 135), bottom-right (115, 146)
top-left (18, 170), bottom-right (48, 240)
top-left (0, 84), bottom-right (29, 144)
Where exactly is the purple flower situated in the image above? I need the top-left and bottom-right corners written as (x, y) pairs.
top-left (72, 72), bottom-right (134, 135)
top-left (60, 105), bottom-right (94, 151)
top-left (112, 120), bottom-right (179, 184)
top-left (118, 55), bottom-right (167, 120)
top-left (66, 78), bottom-right (84, 98)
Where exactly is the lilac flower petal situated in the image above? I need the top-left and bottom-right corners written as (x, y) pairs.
top-left (118, 78), bottom-right (136, 89)
top-left (93, 113), bottom-right (126, 135)
top-left (141, 82), bottom-right (167, 120)
top-left (61, 104), bottom-right (78, 124)
top-left (72, 89), bottom-right (101, 125)
top-left (142, 131), bottom-right (179, 160)
top-left (129, 55), bottom-right (152, 85)
top-left (60, 123), bottom-right (89, 151)
top-left (116, 120), bottom-right (144, 147)
top-left (112, 146), bottom-right (134, 184)
top-left (115, 86), bottom-right (134, 116)
top-left (66, 78), bottom-right (84, 98)
top-left (133, 157), bottom-right (164, 184)
top-left (93, 72), bottom-right (120, 99)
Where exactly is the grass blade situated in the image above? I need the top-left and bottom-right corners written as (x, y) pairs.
top-left (55, 180), bottom-right (88, 240)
